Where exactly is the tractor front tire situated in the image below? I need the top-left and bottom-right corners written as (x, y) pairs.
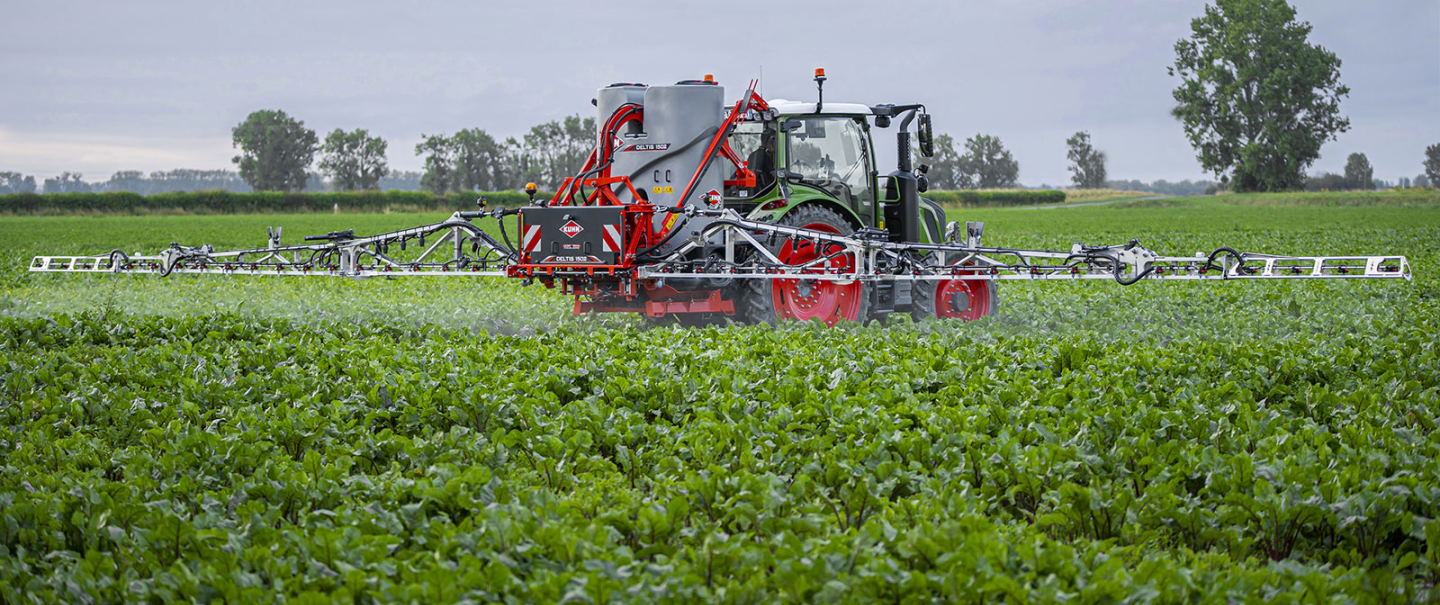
top-left (741, 205), bottom-right (870, 326)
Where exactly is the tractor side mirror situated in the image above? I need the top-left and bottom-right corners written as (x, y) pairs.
top-left (917, 113), bottom-right (934, 158)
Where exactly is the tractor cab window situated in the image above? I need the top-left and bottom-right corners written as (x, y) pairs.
top-left (784, 117), bottom-right (874, 208)
top-left (725, 121), bottom-right (776, 199)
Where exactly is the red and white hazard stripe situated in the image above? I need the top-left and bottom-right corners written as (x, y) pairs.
top-left (601, 225), bottom-right (622, 253)
top-left (522, 225), bottom-right (541, 252)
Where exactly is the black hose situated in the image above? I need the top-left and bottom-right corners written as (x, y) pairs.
top-left (108, 249), bottom-right (129, 272)
top-left (1113, 261), bottom-right (1155, 286)
top-left (1204, 246), bottom-right (1246, 278)
top-left (633, 214), bottom-right (690, 259)
top-left (574, 157), bottom-right (614, 205)
top-left (1111, 242), bottom-right (1160, 285)
top-left (497, 211), bottom-right (520, 260)
top-left (574, 104), bottom-right (642, 206)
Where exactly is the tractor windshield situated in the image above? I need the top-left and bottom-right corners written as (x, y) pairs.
top-left (785, 117), bottom-right (873, 208)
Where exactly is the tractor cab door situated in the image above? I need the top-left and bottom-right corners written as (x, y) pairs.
top-left (724, 121), bottom-right (778, 203)
top-left (782, 116), bottom-right (876, 225)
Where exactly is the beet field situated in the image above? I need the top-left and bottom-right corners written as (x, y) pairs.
top-left (2, 195), bottom-right (1438, 603)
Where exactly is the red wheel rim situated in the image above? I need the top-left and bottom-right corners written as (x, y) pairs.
top-left (772, 223), bottom-right (864, 325)
top-left (935, 268), bottom-right (991, 321)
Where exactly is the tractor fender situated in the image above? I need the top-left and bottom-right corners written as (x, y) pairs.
top-left (749, 195), bottom-right (865, 231)
top-left (791, 198), bottom-right (865, 230)
top-left (918, 197), bottom-right (946, 244)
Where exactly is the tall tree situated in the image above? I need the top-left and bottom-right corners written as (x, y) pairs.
top-left (501, 136), bottom-right (539, 190)
top-left (231, 110), bottom-right (318, 192)
top-left (0, 172), bottom-right (37, 194)
top-left (525, 120), bottom-right (568, 188)
top-left (319, 128), bottom-right (389, 191)
top-left (42, 172), bottom-right (91, 194)
top-left (1425, 143), bottom-right (1440, 185)
top-left (958, 134), bottom-right (1019, 189)
top-left (1065, 131), bottom-right (1108, 189)
top-left (1169, 0), bottom-right (1349, 192)
top-left (415, 134), bottom-right (456, 194)
top-left (450, 128), bottom-right (506, 191)
top-left (1343, 152), bottom-right (1373, 190)
top-left (105, 170), bottom-right (150, 194)
top-left (915, 134), bottom-right (964, 190)
top-left (558, 115), bottom-right (596, 184)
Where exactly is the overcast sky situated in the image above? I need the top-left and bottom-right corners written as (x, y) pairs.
top-left (2, 0), bottom-right (1436, 186)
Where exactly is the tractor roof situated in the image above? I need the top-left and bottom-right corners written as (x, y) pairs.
top-left (765, 99), bottom-right (873, 116)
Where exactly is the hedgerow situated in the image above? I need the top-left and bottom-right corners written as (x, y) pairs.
top-left (923, 189), bottom-right (1066, 207)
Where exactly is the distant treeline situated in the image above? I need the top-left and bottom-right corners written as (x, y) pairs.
top-left (0, 190), bottom-right (531, 215)
top-left (0, 189), bottom-right (1074, 215)
top-left (0, 169), bottom-right (427, 196)
top-left (924, 190), bottom-right (1066, 207)
top-left (16, 169), bottom-right (1421, 200)
top-left (1106, 179), bottom-right (1218, 197)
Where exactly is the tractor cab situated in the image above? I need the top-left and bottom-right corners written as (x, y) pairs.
top-left (723, 83), bottom-right (945, 246)
top-left (724, 103), bottom-right (879, 228)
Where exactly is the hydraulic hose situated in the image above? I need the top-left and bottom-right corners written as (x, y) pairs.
top-left (108, 249), bottom-right (129, 271)
top-left (1113, 262), bottom-right (1155, 286)
top-left (1204, 246), bottom-right (1246, 278)
top-left (634, 211), bottom-right (691, 259)
top-left (573, 104), bottom-right (642, 205)
top-left (495, 209), bottom-right (521, 260)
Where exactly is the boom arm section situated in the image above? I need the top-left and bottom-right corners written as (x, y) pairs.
top-left (627, 213), bottom-right (1411, 284)
top-left (30, 209), bottom-right (1410, 285)
top-left (30, 211), bottom-right (516, 278)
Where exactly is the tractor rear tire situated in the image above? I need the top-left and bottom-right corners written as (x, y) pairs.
top-left (740, 205), bottom-right (870, 326)
top-left (911, 269), bottom-right (998, 322)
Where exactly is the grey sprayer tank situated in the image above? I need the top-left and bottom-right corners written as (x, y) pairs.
top-left (597, 81), bottom-right (724, 208)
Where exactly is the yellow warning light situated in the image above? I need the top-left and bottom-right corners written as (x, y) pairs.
top-left (703, 74), bottom-right (714, 83)
top-left (524, 182), bottom-right (537, 192)
top-left (814, 68), bottom-right (826, 78)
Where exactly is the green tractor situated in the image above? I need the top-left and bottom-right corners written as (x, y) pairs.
top-left (713, 76), bottom-right (995, 325)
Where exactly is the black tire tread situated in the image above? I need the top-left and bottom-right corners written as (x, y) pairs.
top-left (739, 205), bottom-right (868, 325)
